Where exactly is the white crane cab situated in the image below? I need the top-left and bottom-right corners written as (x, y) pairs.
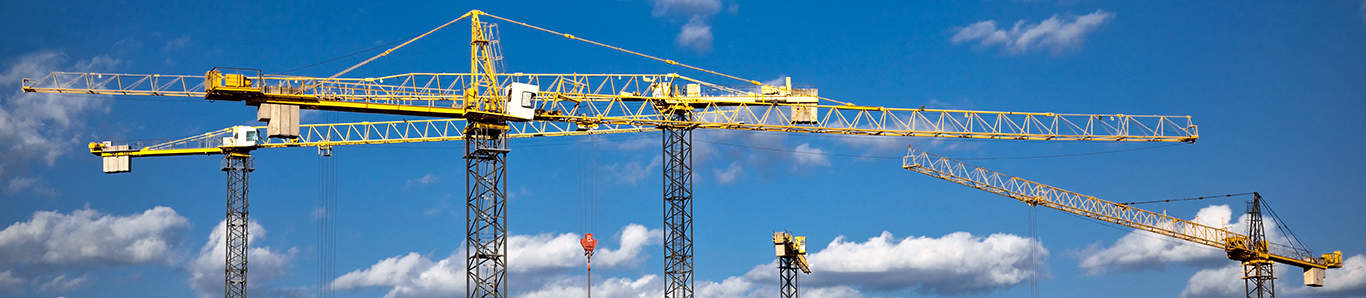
top-left (222, 126), bottom-right (261, 147)
top-left (503, 82), bottom-right (539, 120)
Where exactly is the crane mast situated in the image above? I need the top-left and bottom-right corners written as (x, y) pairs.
top-left (1243, 194), bottom-right (1274, 297)
top-left (21, 9), bottom-right (1206, 297)
top-left (902, 146), bottom-right (1342, 297)
top-left (464, 12), bottom-right (511, 297)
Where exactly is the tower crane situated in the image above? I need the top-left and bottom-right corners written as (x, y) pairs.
top-left (22, 9), bottom-right (1202, 297)
top-left (86, 119), bottom-right (646, 297)
top-left (901, 146), bottom-right (1343, 297)
top-left (773, 232), bottom-right (811, 298)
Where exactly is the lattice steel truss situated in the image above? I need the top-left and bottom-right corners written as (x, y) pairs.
top-left (779, 256), bottom-right (799, 298)
top-left (222, 154), bottom-right (252, 298)
top-left (662, 111), bottom-right (695, 298)
top-left (466, 126), bottom-right (508, 297)
top-left (1245, 196), bottom-right (1275, 298)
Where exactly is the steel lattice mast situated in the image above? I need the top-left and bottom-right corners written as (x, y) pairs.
top-left (464, 11), bottom-right (512, 297)
top-left (778, 257), bottom-right (798, 298)
top-left (22, 9), bottom-right (1212, 297)
top-left (903, 147), bottom-right (1342, 298)
top-left (1244, 194), bottom-right (1275, 298)
top-left (222, 153), bottom-right (252, 298)
top-left (662, 111), bottom-right (695, 297)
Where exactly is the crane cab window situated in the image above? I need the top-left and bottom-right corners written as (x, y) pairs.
top-left (520, 91), bottom-right (534, 108)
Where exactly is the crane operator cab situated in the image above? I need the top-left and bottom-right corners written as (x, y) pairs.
top-left (221, 126), bottom-right (262, 148)
top-left (502, 82), bottom-right (538, 120)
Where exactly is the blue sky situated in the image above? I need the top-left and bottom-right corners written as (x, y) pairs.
top-left (2, 0), bottom-right (1366, 297)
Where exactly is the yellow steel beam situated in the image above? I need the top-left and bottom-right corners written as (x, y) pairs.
top-left (26, 71), bottom-right (1198, 143)
top-left (902, 146), bottom-right (1339, 270)
top-left (92, 118), bottom-right (651, 158)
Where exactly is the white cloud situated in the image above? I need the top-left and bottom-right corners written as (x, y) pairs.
top-left (509, 224), bottom-right (661, 273)
top-left (951, 10), bottom-right (1114, 55)
top-left (1075, 203), bottom-right (1366, 297)
top-left (712, 161), bottom-right (742, 184)
top-left (36, 274), bottom-right (88, 293)
top-left (518, 275), bottom-right (661, 298)
top-left (1078, 205), bottom-right (1236, 274)
top-left (406, 172), bottom-right (439, 186)
top-left (802, 231), bottom-right (1045, 294)
top-left (603, 156), bottom-right (661, 185)
top-left (1178, 264), bottom-right (1242, 298)
top-left (333, 224), bottom-right (661, 297)
top-left (330, 252), bottom-right (447, 296)
top-left (0, 51), bottom-right (118, 194)
top-left (337, 226), bottom-right (1042, 297)
top-left (0, 206), bottom-right (188, 266)
top-left (676, 17), bottom-right (714, 51)
top-left (1291, 254), bottom-right (1366, 296)
top-left (1182, 254), bottom-right (1366, 298)
top-left (649, 0), bottom-right (723, 51)
top-left (792, 143), bottom-right (830, 166)
top-left (651, 0), bottom-right (721, 16)
top-left (0, 270), bottom-right (22, 293)
top-left (187, 220), bottom-right (296, 298)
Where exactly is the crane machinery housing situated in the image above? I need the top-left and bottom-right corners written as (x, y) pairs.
top-left (23, 9), bottom-right (1202, 298)
top-left (774, 231), bottom-right (812, 298)
top-left (902, 146), bottom-right (1342, 297)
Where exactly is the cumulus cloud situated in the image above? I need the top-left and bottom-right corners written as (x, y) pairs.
top-left (649, 0), bottom-right (724, 51)
top-left (544, 230), bottom-right (1041, 297)
top-left (1181, 254), bottom-right (1366, 298)
top-left (1291, 254), bottom-right (1366, 296)
top-left (187, 220), bottom-right (297, 298)
top-left (330, 252), bottom-right (459, 298)
top-left (951, 10), bottom-right (1114, 55)
top-left (1078, 205), bottom-right (1237, 274)
top-left (0, 206), bottom-right (188, 266)
top-left (1074, 203), bottom-right (1363, 297)
top-left (802, 231), bottom-right (1045, 295)
top-left (1178, 264), bottom-right (1242, 298)
top-left (520, 275), bottom-right (662, 298)
top-left (333, 224), bottom-right (661, 297)
top-left (336, 226), bottom-right (1042, 297)
top-left (0, 51), bottom-right (118, 195)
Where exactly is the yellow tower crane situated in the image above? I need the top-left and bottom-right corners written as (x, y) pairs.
top-left (902, 146), bottom-right (1343, 297)
top-left (86, 119), bottom-right (646, 298)
top-left (22, 9), bottom-right (1201, 298)
top-left (773, 232), bottom-right (811, 298)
